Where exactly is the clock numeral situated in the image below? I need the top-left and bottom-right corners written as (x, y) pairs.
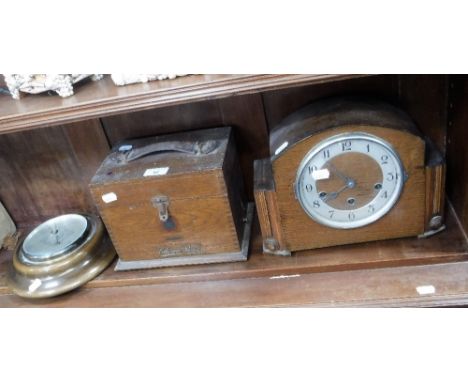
top-left (348, 212), bottom-right (356, 221)
top-left (386, 173), bottom-right (399, 181)
top-left (308, 165), bottom-right (318, 175)
top-left (329, 210), bottom-right (334, 218)
top-left (323, 149), bottom-right (330, 159)
top-left (305, 184), bottom-right (313, 193)
top-left (341, 141), bottom-right (352, 151)
top-left (366, 144), bottom-right (370, 153)
top-left (381, 155), bottom-right (389, 165)
top-left (368, 204), bottom-right (375, 213)
top-left (313, 200), bottom-right (320, 208)
top-left (381, 190), bottom-right (388, 199)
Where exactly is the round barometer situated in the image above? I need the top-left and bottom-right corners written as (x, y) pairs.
top-left (7, 214), bottom-right (116, 298)
top-left (22, 214), bottom-right (88, 260)
top-left (295, 132), bottom-right (406, 229)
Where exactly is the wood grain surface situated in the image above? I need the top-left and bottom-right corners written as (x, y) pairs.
top-left (0, 74), bottom-right (367, 134)
top-left (2, 252), bottom-right (468, 307)
top-left (254, 159), bottom-right (289, 254)
top-left (262, 75), bottom-right (448, 154)
top-left (0, 74), bottom-right (465, 308)
top-left (96, 194), bottom-right (240, 260)
top-left (90, 127), bottom-right (244, 261)
top-left (447, 75), bottom-right (468, 234)
top-left (273, 125), bottom-right (426, 251)
top-left (262, 75), bottom-right (400, 130)
top-left (101, 94), bottom-right (270, 199)
top-left (0, 205), bottom-right (466, 302)
top-left (398, 75), bottom-right (449, 154)
top-left (425, 163), bottom-right (446, 231)
top-left (0, 119), bottom-right (109, 226)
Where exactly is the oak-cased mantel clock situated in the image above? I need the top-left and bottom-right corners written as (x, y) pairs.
top-left (254, 97), bottom-right (445, 256)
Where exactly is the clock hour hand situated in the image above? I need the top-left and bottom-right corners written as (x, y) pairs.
top-left (327, 163), bottom-right (356, 189)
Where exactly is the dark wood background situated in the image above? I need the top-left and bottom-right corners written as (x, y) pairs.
top-left (446, 75), bottom-right (468, 234)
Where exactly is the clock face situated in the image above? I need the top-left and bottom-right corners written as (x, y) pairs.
top-left (295, 133), bottom-right (406, 229)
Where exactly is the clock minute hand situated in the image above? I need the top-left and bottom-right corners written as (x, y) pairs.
top-left (323, 184), bottom-right (349, 202)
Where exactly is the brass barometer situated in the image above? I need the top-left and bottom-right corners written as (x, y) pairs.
top-left (7, 214), bottom-right (115, 298)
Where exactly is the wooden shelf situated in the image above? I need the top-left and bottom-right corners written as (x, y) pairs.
top-left (0, 74), bottom-right (366, 135)
top-left (1, 74), bottom-right (466, 307)
top-left (1, 205), bottom-right (467, 307)
top-left (5, 261), bottom-right (468, 307)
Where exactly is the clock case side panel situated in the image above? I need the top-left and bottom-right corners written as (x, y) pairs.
top-left (253, 159), bottom-right (290, 256)
top-left (422, 139), bottom-right (446, 236)
top-left (268, 97), bottom-right (444, 252)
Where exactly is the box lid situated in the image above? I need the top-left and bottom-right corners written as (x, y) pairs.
top-left (91, 126), bottom-right (231, 187)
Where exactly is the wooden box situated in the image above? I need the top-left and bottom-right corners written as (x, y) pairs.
top-left (89, 126), bottom-right (252, 270)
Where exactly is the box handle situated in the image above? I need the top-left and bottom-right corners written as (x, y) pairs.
top-left (124, 140), bottom-right (218, 162)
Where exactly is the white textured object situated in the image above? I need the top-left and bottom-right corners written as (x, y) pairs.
top-left (111, 74), bottom-right (187, 86)
top-left (0, 201), bottom-right (15, 248)
top-left (3, 74), bottom-right (103, 99)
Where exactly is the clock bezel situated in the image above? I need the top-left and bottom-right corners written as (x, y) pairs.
top-left (294, 132), bottom-right (406, 229)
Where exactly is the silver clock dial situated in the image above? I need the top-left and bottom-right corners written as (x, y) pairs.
top-left (295, 133), bottom-right (405, 229)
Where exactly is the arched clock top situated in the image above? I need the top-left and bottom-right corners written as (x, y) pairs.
top-left (270, 97), bottom-right (422, 161)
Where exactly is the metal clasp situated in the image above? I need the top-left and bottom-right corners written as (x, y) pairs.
top-left (152, 196), bottom-right (170, 222)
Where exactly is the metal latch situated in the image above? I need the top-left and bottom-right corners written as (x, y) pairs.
top-left (152, 196), bottom-right (169, 221)
top-left (151, 196), bottom-right (175, 230)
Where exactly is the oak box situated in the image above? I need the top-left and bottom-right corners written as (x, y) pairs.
top-left (89, 126), bottom-right (252, 270)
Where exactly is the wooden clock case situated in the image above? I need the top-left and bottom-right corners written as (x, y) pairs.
top-left (254, 97), bottom-right (446, 255)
